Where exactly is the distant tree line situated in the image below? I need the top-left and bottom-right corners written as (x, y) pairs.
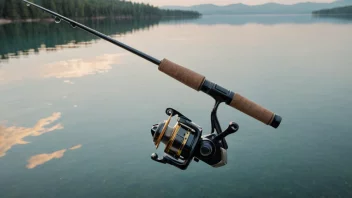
top-left (313, 5), bottom-right (352, 16)
top-left (0, 0), bottom-right (201, 20)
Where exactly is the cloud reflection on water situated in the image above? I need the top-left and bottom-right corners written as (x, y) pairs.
top-left (26, 144), bottom-right (82, 169)
top-left (0, 53), bottom-right (125, 85)
top-left (42, 54), bottom-right (123, 79)
top-left (0, 112), bottom-right (63, 158)
top-left (70, 144), bottom-right (82, 150)
top-left (26, 149), bottom-right (66, 169)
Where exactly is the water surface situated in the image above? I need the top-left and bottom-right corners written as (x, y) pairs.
top-left (1, 15), bottom-right (352, 198)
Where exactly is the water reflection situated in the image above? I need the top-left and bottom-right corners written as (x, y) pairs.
top-left (42, 53), bottom-right (124, 79)
top-left (0, 18), bottom-right (181, 62)
top-left (26, 149), bottom-right (66, 169)
top-left (312, 14), bottom-right (352, 21)
top-left (63, 80), bottom-right (75, 84)
top-left (0, 112), bottom-right (63, 158)
top-left (1, 15), bottom-right (351, 63)
top-left (26, 144), bottom-right (82, 169)
top-left (0, 53), bottom-right (125, 85)
top-left (0, 41), bottom-right (94, 63)
top-left (0, 12), bottom-right (351, 197)
top-left (162, 14), bottom-right (352, 26)
top-left (70, 144), bottom-right (82, 150)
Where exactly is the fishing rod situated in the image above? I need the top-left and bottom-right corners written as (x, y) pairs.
top-left (23, 0), bottom-right (282, 170)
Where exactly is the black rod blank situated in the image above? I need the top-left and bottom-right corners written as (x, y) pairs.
top-left (22, 0), bottom-right (161, 65)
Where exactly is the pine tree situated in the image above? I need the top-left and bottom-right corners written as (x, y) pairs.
top-left (43, 0), bottom-right (57, 11)
top-left (4, 0), bottom-right (20, 19)
top-left (55, 0), bottom-right (64, 16)
top-left (1, 0), bottom-right (200, 20)
top-left (0, 0), bottom-right (4, 18)
top-left (19, 2), bottom-right (30, 19)
top-left (66, 0), bottom-right (74, 17)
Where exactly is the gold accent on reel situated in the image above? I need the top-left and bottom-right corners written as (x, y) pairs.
top-left (177, 131), bottom-right (191, 157)
top-left (165, 124), bottom-right (181, 153)
top-left (155, 114), bottom-right (172, 149)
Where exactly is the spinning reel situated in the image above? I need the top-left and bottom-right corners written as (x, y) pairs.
top-left (151, 105), bottom-right (239, 170)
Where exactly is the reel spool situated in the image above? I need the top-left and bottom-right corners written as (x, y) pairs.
top-left (151, 108), bottom-right (239, 170)
top-left (151, 108), bottom-right (202, 170)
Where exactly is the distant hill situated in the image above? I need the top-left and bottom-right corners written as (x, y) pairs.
top-left (313, 5), bottom-right (352, 16)
top-left (162, 0), bottom-right (352, 15)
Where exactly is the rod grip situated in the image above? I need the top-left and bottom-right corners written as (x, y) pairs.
top-left (230, 94), bottom-right (281, 128)
top-left (159, 59), bottom-right (205, 91)
top-left (158, 58), bottom-right (281, 128)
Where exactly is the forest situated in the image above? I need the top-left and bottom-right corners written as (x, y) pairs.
top-left (0, 0), bottom-right (201, 19)
top-left (313, 5), bottom-right (352, 16)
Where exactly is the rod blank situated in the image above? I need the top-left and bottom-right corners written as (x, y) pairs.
top-left (22, 0), bottom-right (161, 65)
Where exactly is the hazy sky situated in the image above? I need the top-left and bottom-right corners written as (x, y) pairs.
top-left (132, 0), bottom-right (336, 6)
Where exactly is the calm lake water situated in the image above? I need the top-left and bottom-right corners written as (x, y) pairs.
top-left (1, 15), bottom-right (352, 198)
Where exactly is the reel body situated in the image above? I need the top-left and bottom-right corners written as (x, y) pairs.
top-left (151, 108), bottom-right (239, 170)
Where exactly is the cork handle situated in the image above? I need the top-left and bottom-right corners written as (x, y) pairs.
top-left (158, 58), bottom-right (281, 128)
top-left (230, 94), bottom-right (275, 125)
top-left (158, 59), bottom-right (205, 91)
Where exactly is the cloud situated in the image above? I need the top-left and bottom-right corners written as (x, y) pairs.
top-left (26, 145), bottom-right (82, 169)
top-left (0, 113), bottom-right (63, 158)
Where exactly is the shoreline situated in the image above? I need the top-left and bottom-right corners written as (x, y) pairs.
top-left (0, 19), bottom-right (13, 24)
top-left (0, 18), bottom-right (54, 25)
top-left (0, 16), bottom-right (134, 25)
top-left (0, 15), bottom-right (201, 25)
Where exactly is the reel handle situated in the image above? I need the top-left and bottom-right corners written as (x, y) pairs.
top-left (159, 59), bottom-right (282, 128)
top-left (214, 122), bottom-right (239, 141)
